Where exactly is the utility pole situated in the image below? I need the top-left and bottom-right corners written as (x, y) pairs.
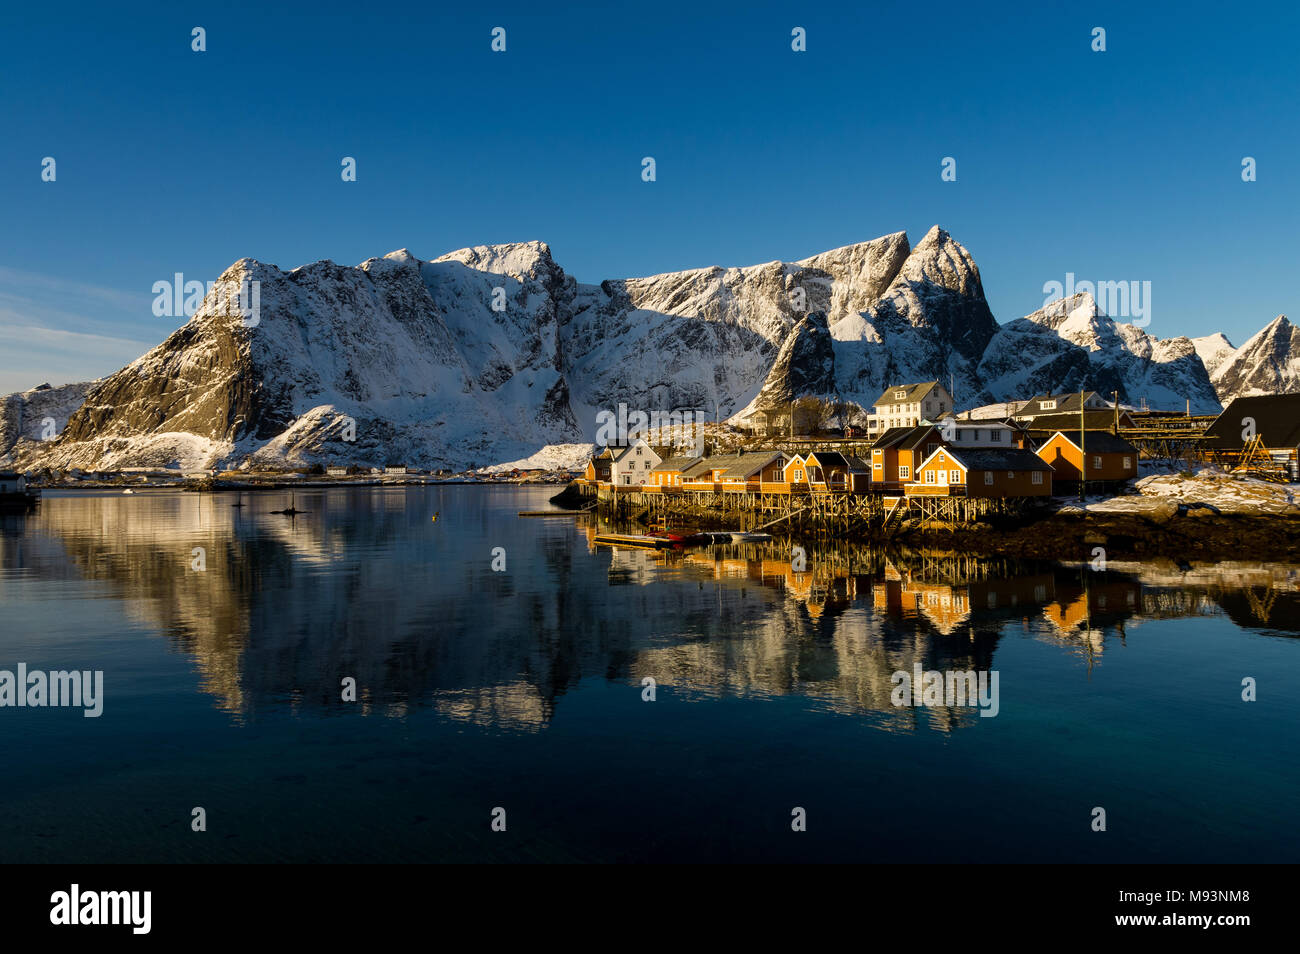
top-left (1079, 389), bottom-right (1086, 503)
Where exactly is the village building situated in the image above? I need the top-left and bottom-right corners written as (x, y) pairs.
top-left (584, 446), bottom-right (616, 483)
top-left (802, 450), bottom-right (855, 492)
top-left (681, 454), bottom-right (742, 491)
top-left (866, 381), bottom-right (953, 438)
top-left (939, 420), bottom-right (1021, 448)
top-left (1035, 431), bottom-right (1139, 484)
top-left (648, 455), bottom-right (694, 489)
top-left (907, 446), bottom-right (1054, 498)
top-left (384, 466), bottom-right (410, 475)
top-left (718, 452), bottom-right (788, 492)
top-left (1021, 410), bottom-right (1135, 447)
top-left (326, 466), bottom-right (348, 476)
top-left (781, 454), bottom-right (810, 489)
top-left (1203, 394), bottom-right (1300, 481)
top-left (585, 439), bottom-right (663, 487)
top-left (0, 472), bottom-right (29, 494)
top-left (608, 439), bottom-right (662, 487)
top-left (869, 425), bottom-right (944, 492)
top-left (1013, 391), bottom-right (1111, 421)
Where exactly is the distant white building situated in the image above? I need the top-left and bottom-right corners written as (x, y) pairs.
top-left (326, 466), bottom-right (348, 476)
top-left (868, 381), bottom-right (953, 438)
top-left (940, 420), bottom-right (1020, 448)
top-left (608, 439), bottom-right (662, 487)
top-left (384, 466), bottom-right (409, 475)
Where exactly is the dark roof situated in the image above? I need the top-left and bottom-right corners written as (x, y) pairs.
top-left (1204, 395), bottom-right (1300, 449)
top-left (1017, 392), bottom-right (1104, 416)
top-left (872, 381), bottom-right (941, 407)
top-left (897, 425), bottom-right (940, 451)
top-left (1045, 431), bottom-right (1138, 454)
top-left (720, 451), bottom-right (785, 478)
top-left (1024, 410), bottom-right (1129, 432)
top-left (870, 425), bottom-right (931, 451)
top-left (843, 455), bottom-right (871, 470)
top-left (942, 447), bottom-right (1054, 472)
top-left (0, 471), bottom-right (23, 479)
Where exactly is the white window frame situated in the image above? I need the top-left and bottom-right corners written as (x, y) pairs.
top-left (1032, 471), bottom-right (1043, 485)
top-left (924, 470), bottom-right (936, 484)
top-left (1123, 456), bottom-right (1132, 469)
top-left (984, 472), bottom-right (994, 485)
top-left (899, 465), bottom-right (911, 479)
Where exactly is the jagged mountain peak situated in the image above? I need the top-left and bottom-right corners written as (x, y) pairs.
top-left (8, 229), bottom-right (1294, 472)
top-left (1211, 313), bottom-right (1300, 400)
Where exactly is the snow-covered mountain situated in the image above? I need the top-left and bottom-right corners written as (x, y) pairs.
top-left (0, 380), bottom-right (98, 463)
top-left (1209, 315), bottom-right (1299, 401)
top-left (978, 293), bottom-right (1223, 413)
top-left (2, 229), bottom-right (1294, 472)
top-left (1191, 333), bottom-right (1237, 380)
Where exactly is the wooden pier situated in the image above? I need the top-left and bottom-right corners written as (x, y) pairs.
top-left (573, 481), bottom-right (1044, 536)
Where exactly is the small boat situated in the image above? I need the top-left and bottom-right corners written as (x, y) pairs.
top-left (122, 489), bottom-right (135, 495)
top-left (730, 532), bottom-right (773, 543)
top-left (646, 529), bottom-right (686, 544)
top-left (683, 531), bottom-right (731, 545)
top-left (270, 493), bottom-right (307, 516)
top-left (594, 532), bottom-right (677, 550)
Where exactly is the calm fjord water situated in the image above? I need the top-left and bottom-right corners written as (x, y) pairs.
top-left (1, 485), bottom-right (1297, 863)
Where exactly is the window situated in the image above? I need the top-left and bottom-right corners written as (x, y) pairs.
top-left (949, 470), bottom-right (962, 484)
top-left (984, 472), bottom-right (994, 485)
top-left (1032, 471), bottom-right (1043, 485)
top-left (991, 430), bottom-right (1002, 442)
top-left (1042, 400), bottom-right (1056, 411)
top-left (1123, 456), bottom-right (1132, 469)
top-left (873, 460), bottom-right (882, 470)
top-left (1093, 456), bottom-right (1102, 469)
top-left (635, 446), bottom-right (643, 455)
top-left (1007, 471), bottom-right (1014, 479)
top-left (895, 390), bottom-right (906, 399)
top-left (925, 470), bottom-right (936, 484)
top-left (794, 469), bottom-right (803, 481)
top-left (899, 465), bottom-right (911, 479)
top-left (927, 444), bottom-right (938, 456)
top-left (623, 476), bottom-right (630, 485)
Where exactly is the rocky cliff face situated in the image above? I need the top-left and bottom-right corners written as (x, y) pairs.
top-left (5, 229), bottom-right (1294, 471)
top-left (0, 381), bottom-right (98, 465)
top-left (1211, 315), bottom-right (1299, 402)
top-left (739, 311), bottom-right (838, 415)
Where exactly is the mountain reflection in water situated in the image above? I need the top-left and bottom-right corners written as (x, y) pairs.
top-left (4, 485), bottom-right (1296, 733)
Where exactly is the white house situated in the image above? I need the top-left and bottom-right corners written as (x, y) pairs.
top-left (938, 420), bottom-right (1021, 448)
top-left (867, 381), bottom-right (953, 438)
top-left (0, 472), bottom-right (28, 494)
top-left (609, 439), bottom-right (662, 487)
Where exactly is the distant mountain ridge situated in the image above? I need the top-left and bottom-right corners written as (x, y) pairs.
top-left (1, 229), bottom-right (1294, 471)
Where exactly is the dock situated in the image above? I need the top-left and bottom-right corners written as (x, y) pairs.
top-left (593, 532), bottom-right (677, 549)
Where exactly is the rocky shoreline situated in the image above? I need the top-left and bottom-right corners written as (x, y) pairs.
top-left (892, 508), bottom-right (1300, 561)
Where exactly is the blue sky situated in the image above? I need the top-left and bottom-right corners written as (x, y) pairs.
top-left (2, 0), bottom-right (1298, 393)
